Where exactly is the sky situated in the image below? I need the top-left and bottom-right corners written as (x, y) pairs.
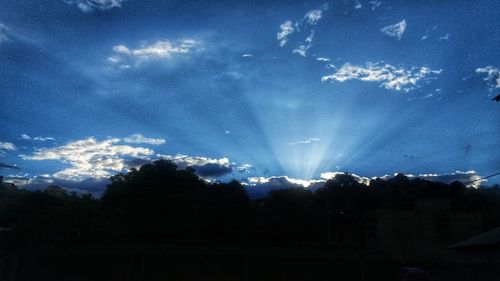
top-left (0, 0), bottom-right (499, 195)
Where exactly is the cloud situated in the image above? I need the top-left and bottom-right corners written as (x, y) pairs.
top-left (305, 30), bottom-right (314, 43)
top-left (354, 0), bottom-right (362, 9)
top-left (320, 172), bottom-right (371, 185)
top-left (412, 171), bottom-right (485, 189)
top-left (277, 5), bottom-right (327, 48)
top-left (290, 30), bottom-right (315, 57)
top-left (304, 9), bottom-right (323, 25)
top-left (63, 0), bottom-right (125, 12)
top-left (245, 170), bottom-right (485, 199)
top-left (289, 138), bottom-right (320, 146)
top-left (369, 1), bottom-right (382, 10)
top-left (438, 33), bottom-right (450, 42)
top-left (0, 142), bottom-right (16, 151)
top-left (157, 154), bottom-right (233, 177)
top-left (277, 21), bottom-right (295, 47)
top-left (245, 176), bottom-right (326, 199)
top-left (108, 39), bottom-right (198, 67)
top-left (123, 134), bottom-right (166, 145)
top-left (380, 20), bottom-right (407, 40)
top-left (0, 162), bottom-right (20, 170)
top-left (321, 62), bottom-right (441, 92)
top-left (0, 23), bottom-right (10, 43)
top-left (292, 44), bottom-right (311, 57)
top-left (21, 134), bottom-right (55, 141)
top-left (316, 57), bottom-right (330, 62)
top-left (476, 66), bottom-right (500, 89)
top-left (156, 154), bottom-right (253, 178)
top-left (23, 137), bottom-right (153, 180)
top-left (241, 54), bottom-right (254, 58)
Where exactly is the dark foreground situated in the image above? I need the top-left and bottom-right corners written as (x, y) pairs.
top-left (1, 243), bottom-right (499, 281)
top-left (1, 161), bottom-right (500, 280)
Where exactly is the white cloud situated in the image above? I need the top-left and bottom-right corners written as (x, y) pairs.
top-left (292, 44), bottom-right (311, 57)
top-left (305, 30), bottom-right (315, 43)
top-left (380, 20), bottom-right (407, 40)
top-left (354, 0), bottom-right (362, 9)
top-left (23, 137), bottom-right (153, 180)
top-left (241, 53), bottom-right (254, 58)
top-left (321, 62), bottom-right (441, 92)
top-left (476, 66), bottom-right (500, 89)
top-left (304, 9), bottom-right (323, 25)
top-left (289, 138), bottom-right (320, 145)
top-left (0, 142), bottom-right (16, 151)
top-left (245, 170), bottom-right (487, 199)
top-left (123, 134), bottom-right (166, 145)
top-left (159, 154), bottom-right (230, 168)
top-left (34, 136), bottom-right (56, 141)
top-left (108, 39), bottom-right (198, 67)
top-left (369, 1), bottom-right (382, 10)
top-left (277, 21), bottom-right (295, 47)
top-left (316, 57), bottom-right (330, 62)
top-left (236, 163), bottom-right (253, 172)
top-left (21, 134), bottom-right (56, 141)
top-left (277, 5), bottom-right (327, 50)
top-left (245, 176), bottom-right (325, 198)
top-left (438, 33), bottom-right (450, 41)
top-left (63, 0), bottom-right (125, 12)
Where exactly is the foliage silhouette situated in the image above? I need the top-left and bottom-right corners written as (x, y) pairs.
top-left (1, 161), bottom-right (500, 250)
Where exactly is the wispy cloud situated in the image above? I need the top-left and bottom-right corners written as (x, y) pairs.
top-left (108, 39), bottom-right (198, 67)
top-left (289, 138), bottom-right (320, 146)
top-left (0, 142), bottom-right (16, 151)
top-left (241, 53), bottom-right (254, 58)
top-left (316, 57), bottom-right (330, 62)
top-left (123, 134), bottom-right (166, 145)
top-left (277, 4), bottom-right (327, 53)
top-left (321, 62), bottom-right (441, 92)
top-left (381, 20), bottom-right (407, 40)
top-left (476, 66), bottom-right (500, 89)
top-left (23, 137), bottom-right (153, 180)
top-left (63, 0), bottom-right (125, 13)
top-left (304, 9), bottom-right (323, 25)
top-left (369, 1), bottom-right (382, 10)
top-left (0, 162), bottom-right (20, 170)
top-left (0, 23), bottom-right (11, 43)
top-left (277, 21), bottom-right (295, 47)
top-left (21, 134), bottom-right (56, 142)
top-left (354, 0), bottom-right (362, 10)
top-left (292, 44), bottom-right (311, 57)
top-left (438, 33), bottom-right (450, 42)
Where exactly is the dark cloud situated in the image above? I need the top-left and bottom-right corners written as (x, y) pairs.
top-left (192, 163), bottom-right (233, 177)
top-left (0, 162), bottom-right (20, 170)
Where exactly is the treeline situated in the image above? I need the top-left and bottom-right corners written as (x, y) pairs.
top-left (1, 160), bottom-right (500, 249)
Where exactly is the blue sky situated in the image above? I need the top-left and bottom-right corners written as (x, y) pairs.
top-left (0, 0), bottom-right (499, 194)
